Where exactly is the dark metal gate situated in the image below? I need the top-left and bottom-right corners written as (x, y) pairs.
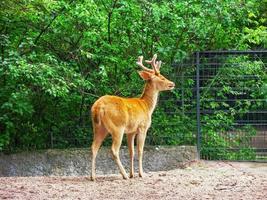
top-left (195, 51), bottom-right (267, 161)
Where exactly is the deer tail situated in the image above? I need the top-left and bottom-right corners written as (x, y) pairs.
top-left (91, 106), bottom-right (104, 126)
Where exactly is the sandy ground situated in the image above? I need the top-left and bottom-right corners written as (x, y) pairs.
top-left (0, 161), bottom-right (267, 200)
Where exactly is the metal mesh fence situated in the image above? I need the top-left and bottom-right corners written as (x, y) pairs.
top-left (196, 51), bottom-right (267, 161)
top-left (49, 50), bottom-right (267, 162)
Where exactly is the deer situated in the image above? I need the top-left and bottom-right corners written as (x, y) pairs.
top-left (90, 54), bottom-right (175, 181)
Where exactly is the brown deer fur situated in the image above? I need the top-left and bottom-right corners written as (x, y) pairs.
top-left (90, 54), bottom-right (175, 180)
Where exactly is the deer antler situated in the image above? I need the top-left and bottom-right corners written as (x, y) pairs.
top-left (136, 56), bottom-right (154, 73)
top-left (145, 54), bottom-right (161, 74)
top-left (137, 54), bottom-right (161, 74)
top-left (155, 60), bottom-right (161, 71)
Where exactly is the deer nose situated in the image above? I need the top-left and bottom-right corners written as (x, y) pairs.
top-left (168, 82), bottom-right (175, 89)
top-left (170, 82), bottom-right (175, 87)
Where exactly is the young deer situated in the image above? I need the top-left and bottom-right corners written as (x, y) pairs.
top-left (90, 54), bottom-right (175, 180)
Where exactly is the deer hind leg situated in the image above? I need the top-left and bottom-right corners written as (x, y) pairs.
top-left (111, 130), bottom-right (128, 180)
top-left (127, 133), bottom-right (136, 178)
top-left (137, 132), bottom-right (147, 178)
top-left (91, 124), bottom-right (108, 181)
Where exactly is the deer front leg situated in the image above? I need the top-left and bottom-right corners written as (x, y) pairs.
top-left (137, 132), bottom-right (147, 178)
top-left (111, 131), bottom-right (128, 180)
top-left (127, 133), bottom-right (136, 178)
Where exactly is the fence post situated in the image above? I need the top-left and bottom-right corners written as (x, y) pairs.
top-left (50, 130), bottom-right (54, 149)
top-left (196, 52), bottom-right (201, 159)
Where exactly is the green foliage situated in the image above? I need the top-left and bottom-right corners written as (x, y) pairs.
top-left (0, 0), bottom-right (266, 158)
top-left (242, 0), bottom-right (267, 48)
top-left (150, 108), bottom-right (196, 146)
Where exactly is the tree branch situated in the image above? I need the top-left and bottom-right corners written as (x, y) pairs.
top-left (106, 0), bottom-right (118, 44)
top-left (21, 0), bottom-right (75, 55)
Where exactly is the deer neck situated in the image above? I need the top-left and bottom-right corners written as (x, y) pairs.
top-left (140, 82), bottom-right (159, 115)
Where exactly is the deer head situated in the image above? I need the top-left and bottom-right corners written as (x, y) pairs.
top-left (136, 54), bottom-right (175, 91)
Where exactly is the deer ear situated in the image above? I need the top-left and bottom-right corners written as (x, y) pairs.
top-left (138, 71), bottom-right (154, 80)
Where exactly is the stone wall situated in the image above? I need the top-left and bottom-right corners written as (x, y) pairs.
top-left (0, 146), bottom-right (197, 177)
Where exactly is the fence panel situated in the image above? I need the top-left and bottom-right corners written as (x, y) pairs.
top-left (197, 51), bottom-right (267, 161)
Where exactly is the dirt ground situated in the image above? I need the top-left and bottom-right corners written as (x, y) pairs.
top-left (0, 161), bottom-right (267, 200)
